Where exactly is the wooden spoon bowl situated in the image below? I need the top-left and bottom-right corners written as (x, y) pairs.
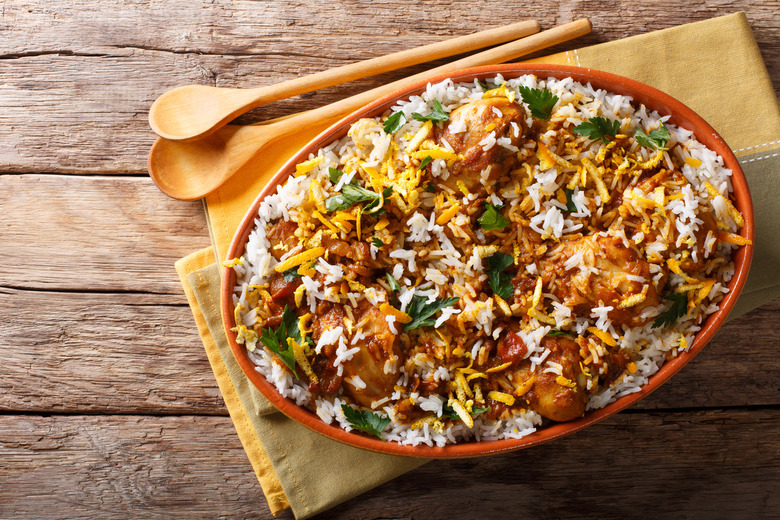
top-left (148, 20), bottom-right (592, 201)
top-left (148, 20), bottom-right (541, 142)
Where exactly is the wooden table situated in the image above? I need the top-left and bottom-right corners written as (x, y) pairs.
top-left (2, 2), bottom-right (778, 518)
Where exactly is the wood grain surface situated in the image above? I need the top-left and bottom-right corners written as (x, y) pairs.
top-left (2, 1), bottom-right (778, 518)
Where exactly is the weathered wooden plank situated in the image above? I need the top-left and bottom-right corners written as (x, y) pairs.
top-left (0, 287), bottom-right (225, 414)
top-left (0, 174), bottom-right (211, 294)
top-left (1, 0), bottom-right (776, 66)
top-left (0, 1), bottom-right (776, 174)
top-left (322, 408), bottom-right (780, 519)
top-left (0, 415), bottom-right (269, 519)
top-left (2, 281), bottom-right (778, 414)
top-left (1, 409), bottom-right (778, 519)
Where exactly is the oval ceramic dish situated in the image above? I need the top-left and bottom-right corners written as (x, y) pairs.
top-left (221, 64), bottom-right (754, 458)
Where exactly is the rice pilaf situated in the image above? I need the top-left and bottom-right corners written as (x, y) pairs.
top-left (229, 74), bottom-right (749, 447)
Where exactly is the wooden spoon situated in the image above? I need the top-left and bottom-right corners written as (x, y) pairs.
top-left (149, 20), bottom-right (540, 142)
top-left (149, 19), bottom-right (592, 201)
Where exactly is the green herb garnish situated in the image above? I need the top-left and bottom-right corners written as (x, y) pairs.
top-left (281, 266), bottom-right (303, 283)
top-left (363, 186), bottom-right (393, 213)
top-left (404, 295), bottom-right (460, 331)
top-left (325, 182), bottom-right (378, 212)
top-left (423, 183), bottom-right (436, 193)
top-left (259, 306), bottom-right (301, 378)
top-left (573, 116), bottom-right (621, 143)
top-left (325, 183), bottom-right (391, 213)
top-left (477, 79), bottom-right (491, 92)
top-left (328, 167), bottom-right (344, 184)
top-left (441, 403), bottom-right (490, 421)
top-left (518, 86), bottom-right (559, 120)
top-left (341, 404), bottom-right (390, 440)
top-left (419, 156), bottom-right (434, 171)
top-left (487, 253), bottom-right (514, 300)
top-left (564, 188), bottom-right (578, 213)
top-left (635, 123), bottom-right (670, 151)
top-left (371, 237), bottom-right (384, 248)
top-left (547, 329), bottom-right (576, 338)
top-left (412, 100), bottom-right (449, 123)
top-left (382, 111), bottom-right (406, 134)
top-left (478, 202), bottom-right (510, 231)
top-left (385, 272), bottom-right (402, 293)
top-left (652, 292), bottom-right (689, 329)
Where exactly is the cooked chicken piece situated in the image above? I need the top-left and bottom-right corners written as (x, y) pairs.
top-left (267, 272), bottom-right (301, 308)
top-left (509, 336), bottom-right (587, 422)
top-left (321, 235), bottom-right (377, 278)
top-left (627, 169), bottom-right (719, 268)
top-left (308, 303), bottom-right (346, 394)
top-left (341, 302), bottom-right (401, 408)
top-left (435, 97), bottom-right (528, 192)
top-left (636, 169), bottom-right (671, 194)
top-left (266, 219), bottom-right (299, 261)
top-left (542, 234), bottom-right (661, 327)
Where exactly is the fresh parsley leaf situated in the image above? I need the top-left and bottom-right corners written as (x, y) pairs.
top-left (364, 187), bottom-right (393, 213)
top-left (328, 167), bottom-right (344, 184)
top-left (441, 403), bottom-right (490, 421)
top-left (564, 188), bottom-right (578, 213)
top-left (281, 266), bottom-right (303, 283)
top-left (325, 183), bottom-right (384, 212)
top-left (652, 292), bottom-right (689, 329)
top-left (341, 404), bottom-right (390, 440)
top-left (419, 156), bottom-right (434, 171)
top-left (371, 237), bottom-right (384, 248)
top-left (404, 295), bottom-right (460, 331)
top-left (259, 306), bottom-right (300, 378)
top-left (518, 86), bottom-right (559, 120)
top-left (385, 272), bottom-right (402, 293)
top-left (573, 116), bottom-right (621, 143)
top-left (382, 111), bottom-right (406, 134)
top-left (478, 202), bottom-right (510, 231)
top-left (547, 329), bottom-right (576, 338)
top-left (412, 100), bottom-right (449, 123)
top-left (487, 253), bottom-right (514, 300)
top-left (635, 123), bottom-right (671, 151)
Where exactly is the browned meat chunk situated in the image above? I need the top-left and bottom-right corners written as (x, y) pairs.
top-left (308, 303), bottom-right (345, 395)
top-left (311, 303), bottom-right (345, 358)
top-left (321, 235), bottom-right (375, 278)
top-left (266, 219), bottom-right (299, 261)
top-left (496, 330), bottom-right (527, 365)
top-left (268, 273), bottom-right (302, 305)
top-left (307, 301), bottom-right (400, 407)
top-left (341, 302), bottom-right (401, 408)
top-left (510, 336), bottom-right (587, 422)
top-left (435, 97), bottom-right (528, 192)
top-left (542, 234), bottom-right (660, 327)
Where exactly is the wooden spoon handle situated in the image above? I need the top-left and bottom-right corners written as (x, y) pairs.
top-left (272, 19), bottom-right (592, 133)
top-left (243, 19), bottom-right (541, 108)
top-left (150, 20), bottom-right (540, 140)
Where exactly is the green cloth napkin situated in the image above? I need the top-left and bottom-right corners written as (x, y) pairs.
top-left (180, 12), bottom-right (779, 519)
